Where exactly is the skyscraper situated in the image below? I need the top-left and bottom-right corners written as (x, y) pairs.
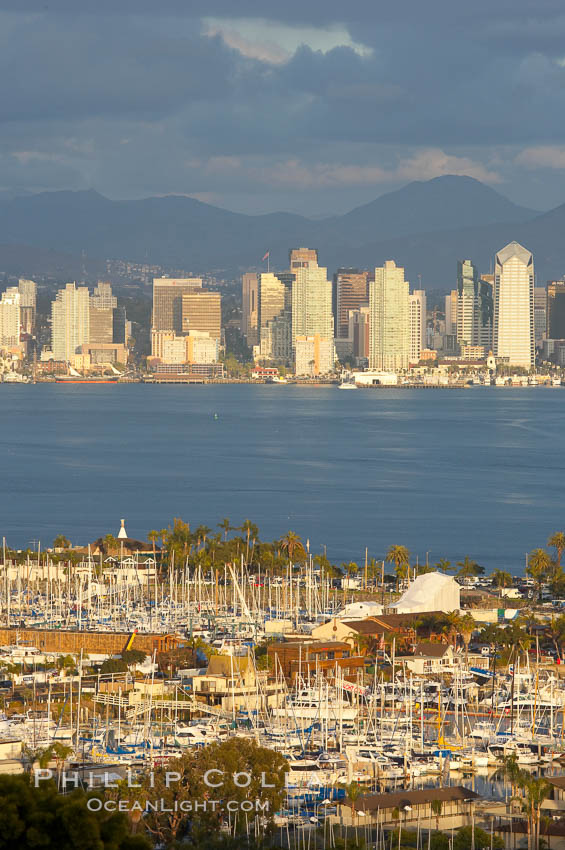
top-left (333, 269), bottom-right (369, 338)
top-left (0, 287), bottom-right (21, 346)
top-left (181, 291), bottom-right (221, 341)
top-left (445, 289), bottom-right (458, 336)
top-left (18, 278), bottom-right (36, 335)
top-left (152, 277), bottom-right (202, 334)
top-left (533, 287), bottom-right (547, 347)
top-left (241, 273), bottom-right (259, 346)
top-left (369, 260), bottom-right (410, 371)
top-left (493, 242), bottom-right (534, 369)
top-left (291, 259), bottom-right (333, 347)
top-left (546, 281), bottom-right (565, 339)
top-left (409, 290), bottom-right (427, 363)
top-left (289, 247), bottom-right (318, 269)
top-left (456, 260), bottom-right (493, 350)
top-left (51, 283), bottom-right (90, 361)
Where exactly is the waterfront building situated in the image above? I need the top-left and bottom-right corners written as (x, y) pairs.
top-left (291, 258), bottom-right (333, 349)
top-left (150, 330), bottom-right (218, 366)
top-left (89, 305), bottom-right (114, 344)
top-left (241, 272), bottom-right (259, 346)
top-left (294, 334), bottom-right (335, 376)
top-left (547, 280), bottom-right (565, 339)
top-left (181, 291), bottom-right (221, 341)
top-left (333, 268), bottom-right (369, 338)
top-left (152, 277), bottom-right (202, 336)
top-left (258, 272), bottom-right (291, 361)
top-left (51, 283), bottom-right (90, 361)
top-left (369, 260), bottom-right (409, 371)
top-left (0, 287), bottom-right (21, 346)
top-left (409, 289), bottom-right (426, 363)
top-left (493, 242), bottom-right (535, 369)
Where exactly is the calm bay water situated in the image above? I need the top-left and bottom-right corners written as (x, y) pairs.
top-left (1, 383), bottom-right (563, 573)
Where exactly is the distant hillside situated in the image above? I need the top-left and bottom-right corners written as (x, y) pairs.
top-left (0, 175), bottom-right (560, 287)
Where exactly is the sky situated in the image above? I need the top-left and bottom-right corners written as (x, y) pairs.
top-left (3, 1), bottom-right (565, 215)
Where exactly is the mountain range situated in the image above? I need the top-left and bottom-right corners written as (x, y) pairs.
top-left (1, 175), bottom-right (564, 288)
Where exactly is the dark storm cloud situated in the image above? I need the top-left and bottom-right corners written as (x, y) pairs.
top-left (1, 1), bottom-right (565, 211)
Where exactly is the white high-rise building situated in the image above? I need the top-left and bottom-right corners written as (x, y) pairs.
top-left (369, 260), bottom-right (410, 371)
top-left (493, 242), bottom-right (534, 370)
top-left (0, 287), bottom-right (21, 346)
top-left (291, 260), bottom-right (334, 347)
top-left (18, 278), bottom-right (36, 309)
top-left (409, 290), bottom-right (426, 363)
top-left (51, 283), bottom-right (91, 361)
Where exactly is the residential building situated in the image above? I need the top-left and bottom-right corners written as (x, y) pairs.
top-left (257, 272), bottom-right (291, 360)
top-left (547, 280), bottom-right (565, 339)
top-left (181, 291), bottom-right (221, 341)
top-left (0, 288), bottom-right (21, 346)
top-left (291, 259), bottom-right (334, 348)
top-left (294, 334), bottom-right (335, 376)
top-left (369, 260), bottom-right (410, 371)
top-left (152, 277), bottom-right (202, 336)
top-left (493, 241), bottom-right (535, 369)
top-left (241, 272), bottom-right (259, 346)
top-left (150, 330), bottom-right (218, 366)
top-left (456, 260), bottom-right (493, 350)
top-left (333, 268), bottom-right (369, 338)
top-left (409, 289), bottom-right (426, 363)
top-left (51, 283), bottom-right (90, 361)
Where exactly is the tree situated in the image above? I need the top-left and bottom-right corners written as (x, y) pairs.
top-left (431, 799), bottom-right (443, 831)
top-left (458, 613), bottom-right (477, 663)
top-left (280, 531), bottom-right (305, 564)
top-left (548, 614), bottom-right (565, 659)
top-left (456, 556), bottom-right (485, 578)
top-left (491, 569), bottom-right (513, 588)
top-left (218, 518), bottom-right (232, 541)
top-left (501, 755), bottom-right (551, 850)
top-left (53, 534), bottom-right (71, 549)
top-left (548, 532), bottom-right (565, 568)
top-left (195, 525), bottom-right (212, 549)
top-left (240, 519), bottom-right (259, 563)
top-left (103, 534), bottom-right (118, 554)
top-left (386, 545), bottom-right (410, 590)
top-left (435, 559), bottom-right (453, 573)
top-left (0, 774), bottom-right (150, 850)
top-left (454, 825), bottom-right (504, 850)
top-left (527, 548), bottom-right (552, 601)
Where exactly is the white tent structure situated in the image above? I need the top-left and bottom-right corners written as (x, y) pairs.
top-left (390, 572), bottom-right (460, 614)
top-left (336, 601), bottom-right (383, 620)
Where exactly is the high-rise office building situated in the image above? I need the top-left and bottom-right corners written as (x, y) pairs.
top-left (241, 273), bottom-right (259, 346)
top-left (258, 272), bottom-right (292, 361)
top-left (291, 260), bottom-right (333, 347)
top-left (51, 283), bottom-right (90, 361)
top-left (152, 277), bottom-right (202, 335)
top-left (0, 287), bottom-right (21, 346)
top-left (333, 269), bottom-right (369, 338)
top-left (348, 306), bottom-right (370, 360)
top-left (369, 261), bottom-right (410, 371)
top-left (445, 289), bottom-right (458, 336)
top-left (289, 247), bottom-right (318, 270)
top-left (91, 281), bottom-right (117, 309)
top-left (456, 260), bottom-right (493, 350)
top-left (533, 287), bottom-right (547, 347)
top-left (18, 279), bottom-right (36, 334)
top-left (181, 291), bottom-right (221, 341)
top-left (409, 290), bottom-right (427, 364)
top-left (493, 242), bottom-right (534, 369)
top-left (546, 281), bottom-right (565, 339)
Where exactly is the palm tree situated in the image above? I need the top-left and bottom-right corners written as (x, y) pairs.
top-left (456, 556), bottom-right (485, 578)
top-left (218, 518), bottom-right (231, 541)
top-left (386, 545), bottom-right (410, 591)
top-left (280, 531), bottom-right (305, 564)
top-left (103, 534), bottom-right (118, 554)
top-left (147, 529), bottom-right (159, 560)
top-left (341, 561), bottom-right (359, 578)
top-left (527, 548), bottom-right (552, 601)
top-left (240, 519), bottom-right (259, 563)
top-left (548, 532), bottom-right (565, 568)
top-left (491, 569), bottom-right (513, 588)
top-left (459, 613), bottom-right (477, 664)
top-left (431, 799), bottom-right (443, 831)
top-left (435, 558), bottom-right (453, 573)
top-left (195, 525), bottom-right (211, 548)
top-left (53, 534), bottom-right (71, 549)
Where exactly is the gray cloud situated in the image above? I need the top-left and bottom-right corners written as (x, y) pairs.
top-left (1, 2), bottom-right (565, 212)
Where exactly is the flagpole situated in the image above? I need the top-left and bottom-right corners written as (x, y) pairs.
top-left (267, 253), bottom-right (270, 273)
